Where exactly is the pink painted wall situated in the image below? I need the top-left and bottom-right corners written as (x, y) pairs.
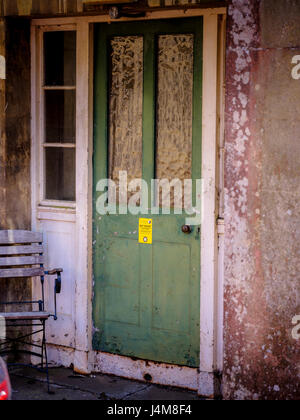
top-left (224, 0), bottom-right (300, 400)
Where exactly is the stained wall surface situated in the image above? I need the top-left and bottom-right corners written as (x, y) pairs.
top-left (0, 18), bottom-right (5, 230)
top-left (224, 0), bottom-right (300, 400)
top-left (0, 0), bottom-right (299, 400)
top-left (0, 19), bottom-right (31, 312)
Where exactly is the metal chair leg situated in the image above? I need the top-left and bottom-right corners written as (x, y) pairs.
top-left (42, 321), bottom-right (51, 394)
top-left (41, 336), bottom-right (44, 370)
top-left (1, 320), bottom-right (54, 395)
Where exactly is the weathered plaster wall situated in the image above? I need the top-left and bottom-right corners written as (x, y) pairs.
top-left (0, 19), bottom-right (31, 309)
top-left (0, 0), bottom-right (298, 399)
top-left (5, 18), bottom-right (31, 231)
top-left (224, 0), bottom-right (300, 400)
top-left (0, 18), bottom-right (5, 230)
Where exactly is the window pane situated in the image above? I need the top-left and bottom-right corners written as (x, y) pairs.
top-left (156, 35), bottom-right (194, 208)
top-left (44, 31), bottom-right (76, 86)
top-left (109, 36), bottom-right (143, 205)
top-left (45, 148), bottom-right (76, 201)
top-left (45, 90), bottom-right (76, 143)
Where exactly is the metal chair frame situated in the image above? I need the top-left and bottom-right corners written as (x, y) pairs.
top-left (0, 230), bottom-right (62, 393)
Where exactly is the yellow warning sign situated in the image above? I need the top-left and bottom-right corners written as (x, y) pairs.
top-left (139, 219), bottom-right (153, 245)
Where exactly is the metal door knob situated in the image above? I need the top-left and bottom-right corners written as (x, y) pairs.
top-left (182, 225), bottom-right (192, 234)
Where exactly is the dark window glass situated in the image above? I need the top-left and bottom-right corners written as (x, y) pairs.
top-left (44, 31), bottom-right (76, 86)
top-left (45, 90), bottom-right (76, 143)
top-left (45, 148), bottom-right (76, 201)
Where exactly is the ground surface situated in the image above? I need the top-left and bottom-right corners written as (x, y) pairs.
top-left (10, 367), bottom-right (203, 401)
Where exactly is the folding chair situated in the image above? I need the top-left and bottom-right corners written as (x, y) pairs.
top-left (0, 230), bottom-right (62, 393)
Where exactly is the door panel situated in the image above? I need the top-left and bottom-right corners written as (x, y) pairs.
top-left (152, 242), bottom-right (191, 334)
top-left (104, 238), bottom-right (140, 326)
top-left (93, 18), bottom-right (203, 368)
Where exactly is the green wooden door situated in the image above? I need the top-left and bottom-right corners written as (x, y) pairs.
top-left (93, 18), bottom-right (203, 367)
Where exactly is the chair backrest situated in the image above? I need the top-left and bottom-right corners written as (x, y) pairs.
top-left (0, 231), bottom-right (45, 279)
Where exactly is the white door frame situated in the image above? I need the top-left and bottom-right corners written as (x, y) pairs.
top-left (31, 7), bottom-right (226, 397)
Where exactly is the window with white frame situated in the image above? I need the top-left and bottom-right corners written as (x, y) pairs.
top-left (42, 30), bottom-right (76, 202)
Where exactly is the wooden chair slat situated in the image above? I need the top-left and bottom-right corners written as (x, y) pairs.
top-left (0, 267), bottom-right (44, 278)
top-left (0, 245), bottom-right (44, 256)
top-left (0, 312), bottom-right (50, 320)
top-left (0, 230), bottom-right (43, 245)
top-left (0, 256), bottom-right (45, 266)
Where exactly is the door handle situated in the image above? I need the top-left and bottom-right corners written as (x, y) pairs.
top-left (181, 225), bottom-right (192, 234)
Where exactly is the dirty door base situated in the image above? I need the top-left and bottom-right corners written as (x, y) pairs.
top-left (47, 345), bottom-right (218, 397)
top-left (93, 352), bottom-right (218, 398)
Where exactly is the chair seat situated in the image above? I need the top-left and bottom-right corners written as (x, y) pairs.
top-left (0, 312), bottom-right (51, 320)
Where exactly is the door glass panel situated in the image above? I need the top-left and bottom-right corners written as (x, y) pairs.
top-left (109, 36), bottom-right (144, 204)
top-left (156, 35), bottom-right (194, 209)
top-left (45, 147), bottom-right (76, 201)
top-left (44, 31), bottom-right (76, 86)
top-left (45, 90), bottom-right (76, 143)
